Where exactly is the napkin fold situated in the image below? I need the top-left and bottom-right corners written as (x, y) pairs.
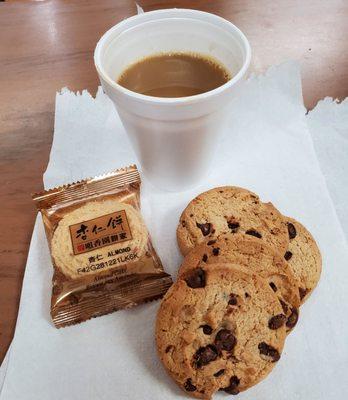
top-left (1, 62), bottom-right (348, 399)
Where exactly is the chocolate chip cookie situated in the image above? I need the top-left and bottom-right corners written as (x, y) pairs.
top-left (177, 186), bottom-right (289, 256)
top-left (283, 217), bottom-right (322, 304)
top-left (178, 233), bottom-right (300, 332)
top-left (156, 265), bottom-right (286, 399)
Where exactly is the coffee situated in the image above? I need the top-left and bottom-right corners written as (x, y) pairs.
top-left (117, 52), bottom-right (231, 98)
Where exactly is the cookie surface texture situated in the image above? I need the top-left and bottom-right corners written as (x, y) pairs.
top-left (178, 233), bottom-right (300, 332)
top-left (283, 217), bottom-right (322, 303)
top-left (177, 186), bottom-right (289, 256)
top-left (156, 265), bottom-right (286, 399)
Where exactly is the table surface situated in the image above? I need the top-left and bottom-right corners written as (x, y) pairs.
top-left (0, 0), bottom-right (347, 364)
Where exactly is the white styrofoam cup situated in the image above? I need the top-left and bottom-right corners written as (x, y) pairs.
top-left (94, 9), bottom-right (251, 191)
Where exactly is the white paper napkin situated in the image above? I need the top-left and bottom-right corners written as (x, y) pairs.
top-left (1, 62), bottom-right (348, 400)
top-left (0, 352), bottom-right (9, 394)
top-left (307, 98), bottom-right (348, 241)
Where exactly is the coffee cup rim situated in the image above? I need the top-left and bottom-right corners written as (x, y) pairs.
top-left (94, 8), bottom-right (251, 105)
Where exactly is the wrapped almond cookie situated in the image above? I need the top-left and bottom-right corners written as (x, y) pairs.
top-left (32, 165), bottom-right (172, 328)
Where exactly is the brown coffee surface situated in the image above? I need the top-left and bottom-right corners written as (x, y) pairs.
top-left (117, 52), bottom-right (231, 98)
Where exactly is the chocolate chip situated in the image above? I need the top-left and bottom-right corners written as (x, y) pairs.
top-left (228, 354), bottom-right (239, 363)
top-left (287, 222), bottom-right (297, 239)
top-left (212, 247), bottom-right (220, 256)
top-left (207, 240), bottom-right (216, 245)
top-left (268, 314), bottom-right (286, 330)
top-left (299, 287), bottom-right (308, 300)
top-left (215, 329), bottom-right (236, 352)
top-left (245, 229), bottom-right (262, 238)
top-left (193, 345), bottom-right (218, 368)
top-left (185, 268), bottom-right (206, 288)
top-left (245, 292), bottom-right (250, 298)
top-left (284, 251), bottom-right (292, 260)
top-left (279, 301), bottom-right (288, 317)
top-left (221, 376), bottom-right (240, 395)
top-left (189, 213), bottom-right (194, 217)
top-left (269, 282), bottom-right (277, 292)
top-left (165, 345), bottom-right (174, 353)
top-left (286, 307), bottom-right (299, 329)
top-left (251, 196), bottom-right (259, 205)
top-left (258, 342), bottom-right (280, 362)
top-left (214, 369), bottom-right (225, 377)
top-left (184, 378), bottom-right (196, 392)
top-left (200, 325), bottom-right (213, 335)
top-left (228, 293), bottom-right (238, 305)
top-left (219, 190), bottom-right (224, 193)
top-left (202, 254), bottom-right (208, 262)
top-left (181, 220), bottom-right (186, 227)
top-left (228, 222), bottom-right (240, 232)
top-left (196, 222), bottom-right (212, 236)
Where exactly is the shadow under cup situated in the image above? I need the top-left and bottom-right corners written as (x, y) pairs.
top-left (95, 9), bottom-right (251, 191)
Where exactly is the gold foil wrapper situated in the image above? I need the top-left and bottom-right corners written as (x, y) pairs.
top-left (32, 165), bottom-right (172, 328)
